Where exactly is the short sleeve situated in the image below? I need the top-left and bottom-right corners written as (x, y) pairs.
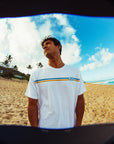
top-left (78, 72), bottom-right (86, 96)
top-left (25, 71), bottom-right (39, 99)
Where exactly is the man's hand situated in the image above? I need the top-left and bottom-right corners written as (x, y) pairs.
top-left (75, 94), bottom-right (85, 127)
top-left (28, 97), bottom-right (38, 127)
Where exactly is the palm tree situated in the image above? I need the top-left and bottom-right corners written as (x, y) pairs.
top-left (27, 65), bottom-right (32, 74)
top-left (2, 55), bottom-right (13, 68)
top-left (2, 60), bottom-right (9, 67)
top-left (6, 55), bottom-right (13, 63)
top-left (13, 65), bottom-right (18, 71)
top-left (36, 62), bottom-right (43, 68)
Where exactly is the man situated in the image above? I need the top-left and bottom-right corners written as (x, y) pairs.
top-left (25, 36), bottom-right (86, 129)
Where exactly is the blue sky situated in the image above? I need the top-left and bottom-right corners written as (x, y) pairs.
top-left (0, 13), bottom-right (114, 81)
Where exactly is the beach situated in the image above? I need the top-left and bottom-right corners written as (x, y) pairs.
top-left (0, 77), bottom-right (114, 126)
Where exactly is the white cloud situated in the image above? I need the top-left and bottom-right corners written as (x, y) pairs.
top-left (65, 26), bottom-right (75, 34)
top-left (0, 19), bottom-right (10, 53)
top-left (0, 19), bottom-right (7, 42)
top-left (80, 48), bottom-right (114, 71)
top-left (38, 20), bottom-right (52, 39)
top-left (62, 43), bottom-right (81, 64)
top-left (37, 14), bottom-right (81, 65)
top-left (0, 17), bottom-right (50, 73)
top-left (38, 14), bottom-right (68, 26)
top-left (53, 14), bottom-right (68, 26)
top-left (41, 14), bottom-right (79, 42)
top-left (88, 55), bottom-right (97, 61)
top-left (80, 61), bottom-right (102, 71)
top-left (6, 18), bottom-right (42, 72)
top-left (0, 14), bottom-right (81, 74)
top-left (72, 35), bottom-right (79, 42)
top-left (100, 48), bottom-right (114, 65)
top-left (0, 53), bottom-right (6, 64)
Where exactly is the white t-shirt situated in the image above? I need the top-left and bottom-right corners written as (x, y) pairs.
top-left (25, 64), bottom-right (86, 129)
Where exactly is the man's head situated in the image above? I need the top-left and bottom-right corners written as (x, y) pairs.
top-left (41, 36), bottom-right (62, 58)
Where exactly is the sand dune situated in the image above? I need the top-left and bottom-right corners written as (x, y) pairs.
top-left (0, 77), bottom-right (114, 126)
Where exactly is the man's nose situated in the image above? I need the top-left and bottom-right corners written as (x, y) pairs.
top-left (43, 45), bottom-right (48, 49)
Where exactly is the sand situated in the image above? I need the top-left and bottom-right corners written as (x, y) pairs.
top-left (0, 77), bottom-right (114, 126)
top-left (82, 83), bottom-right (114, 125)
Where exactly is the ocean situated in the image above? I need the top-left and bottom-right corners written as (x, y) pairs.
top-left (87, 78), bottom-right (114, 85)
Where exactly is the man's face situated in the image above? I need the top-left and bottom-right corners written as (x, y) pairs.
top-left (42, 40), bottom-right (60, 58)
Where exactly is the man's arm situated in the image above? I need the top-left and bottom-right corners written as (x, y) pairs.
top-left (28, 97), bottom-right (38, 127)
top-left (75, 94), bottom-right (85, 127)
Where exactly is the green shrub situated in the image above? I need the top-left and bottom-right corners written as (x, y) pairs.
top-left (0, 74), bottom-right (4, 77)
top-left (13, 75), bottom-right (28, 80)
top-left (3, 70), bottom-right (14, 79)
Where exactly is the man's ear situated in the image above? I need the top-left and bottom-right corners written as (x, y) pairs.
top-left (57, 45), bottom-right (61, 50)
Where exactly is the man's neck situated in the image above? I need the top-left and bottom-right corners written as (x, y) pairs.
top-left (48, 56), bottom-right (64, 68)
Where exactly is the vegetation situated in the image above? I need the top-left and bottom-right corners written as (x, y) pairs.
top-left (13, 65), bottom-right (18, 71)
top-left (37, 62), bottom-right (43, 68)
top-left (2, 55), bottom-right (13, 68)
top-left (2, 70), bottom-right (14, 79)
top-left (2, 60), bottom-right (9, 67)
top-left (26, 65), bottom-right (32, 74)
top-left (0, 54), bottom-right (43, 81)
top-left (13, 75), bottom-right (29, 80)
top-left (0, 73), bottom-right (4, 77)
